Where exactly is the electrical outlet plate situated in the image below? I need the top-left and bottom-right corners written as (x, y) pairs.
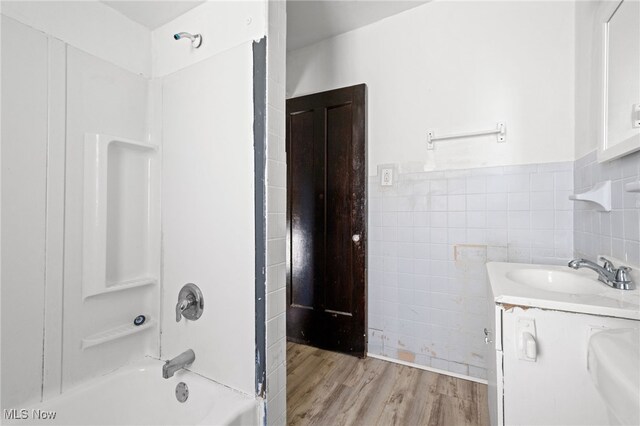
top-left (381, 168), bottom-right (393, 186)
top-left (634, 104), bottom-right (640, 128)
top-left (377, 164), bottom-right (397, 188)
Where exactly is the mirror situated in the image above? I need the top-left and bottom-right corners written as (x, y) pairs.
top-left (599, 0), bottom-right (640, 162)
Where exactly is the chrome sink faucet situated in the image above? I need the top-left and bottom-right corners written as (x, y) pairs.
top-left (568, 257), bottom-right (634, 290)
top-left (162, 349), bottom-right (195, 379)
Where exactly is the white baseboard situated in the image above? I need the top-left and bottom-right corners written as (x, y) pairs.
top-left (367, 352), bottom-right (488, 385)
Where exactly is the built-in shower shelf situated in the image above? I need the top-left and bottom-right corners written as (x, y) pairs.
top-left (625, 181), bottom-right (640, 193)
top-left (84, 277), bottom-right (157, 300)
top-left (82, 318), bottom-right (155, 350)
top-left (82, 133), bottom-right (159, 299)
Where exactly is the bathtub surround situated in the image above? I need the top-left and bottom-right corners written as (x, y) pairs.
top-left (1, 14), bottom-right (158, 408)
top-left (0, 0), bottom-right (151, 76)
top-left (1, 16), bottom-right (50, 408)
top-left (368, 162), bottom-right (574, 379)
top-left (1, 2), bottom-right (282, 421)
top-left (573, 149), bottom-right (640, 267)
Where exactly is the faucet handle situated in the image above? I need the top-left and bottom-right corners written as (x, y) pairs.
top-left (175, 283), bottom-right (204, 323)
top-left (615, 266), bottom-right (632, 283)
top-left (599, 256), bottom-right (615, 272)
top-left (176, 297), bottom-right (192, 322)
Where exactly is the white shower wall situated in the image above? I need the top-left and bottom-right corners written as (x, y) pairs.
top-left (62, 45), bottom-right (159, 391)
top-left (1, 0), bottom-right (272, 411)
top-left (159, 43), bottom-right (257, 396)
top-left (1, 9), bottom-right (157, 408)
top-left (1, 15), bottom-right (49, 408)
top-left (152, 0), bottom-right (268, 398)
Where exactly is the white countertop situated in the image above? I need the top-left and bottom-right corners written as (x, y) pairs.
top-left (486, 262), bottom-right (640, 321)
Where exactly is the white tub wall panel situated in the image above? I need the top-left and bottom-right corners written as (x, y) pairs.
top-left (161, 43), bottom-right (256, 396)
top-left (148, 78), bottom-right (164, 356)
top-left (151, 0), bottom-right (266, 78)
top-left (1, 0), bottom-right (151, 77)
top-left (42, 36), bottom-right (67, 401)
top-left (62, 46), bottom-right (158, 391)
top-left (265, 0), bottom-right (287, 424)
top-left (0, 15), bottom-right (48, 409)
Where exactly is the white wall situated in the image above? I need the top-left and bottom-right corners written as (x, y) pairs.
top-left (1, 1), bottom-right (151, 77)
top-left (287, 1), bottom-right (576, 174)
top-left (160, 43), bottom-right (257, 396)
top-left (152, 0), bottom-right (265, 77)
top-left (286, 0), bottom-right (577, 381)
top-left (1, 15), bottom-right (49, 409)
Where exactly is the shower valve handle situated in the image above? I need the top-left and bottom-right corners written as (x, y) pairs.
top-left (175, 283), bottom-right (204, 322)
top-left (176, 296), bottom-right (194, 322)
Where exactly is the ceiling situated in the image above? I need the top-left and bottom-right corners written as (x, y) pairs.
top-left (101, 1), bottom-right (428, 47)
top-left (287, 0), bottom-right (429, 51)
top-left (101, 1), bottom-right (205, 29)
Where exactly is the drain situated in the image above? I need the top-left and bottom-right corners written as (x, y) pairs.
top-left (175, 382), bottom-right (189, 403)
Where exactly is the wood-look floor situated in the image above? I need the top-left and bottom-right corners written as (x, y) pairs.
top-left (287, 342), bottom-right (489, 426)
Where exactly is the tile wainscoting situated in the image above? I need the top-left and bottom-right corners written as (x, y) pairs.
top-left (574, 150), bottom-right (640, 266)
top-left (367, 161), bottom-right (574, 380)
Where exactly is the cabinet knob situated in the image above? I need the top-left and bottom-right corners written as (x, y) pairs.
top-left (352, 234), bottom-right (361, 242)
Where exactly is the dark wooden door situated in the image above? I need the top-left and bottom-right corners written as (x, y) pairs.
top-left (286, 84), bottom-right (367, 357)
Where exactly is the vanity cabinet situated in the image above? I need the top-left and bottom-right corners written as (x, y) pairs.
top-left (487, 299), bottom-right (640, 425)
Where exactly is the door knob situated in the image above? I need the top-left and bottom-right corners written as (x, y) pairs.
top-left (352, 234), bottom-right (361, 242)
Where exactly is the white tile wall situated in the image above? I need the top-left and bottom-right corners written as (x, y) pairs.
top-left (265, 1), bottom-right (287, 425)
top-left (574, 150), bottom-right (640, 266)
top-left (368, 162), bottom-right (574, 380)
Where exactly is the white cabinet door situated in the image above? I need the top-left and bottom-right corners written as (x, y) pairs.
top-left (502, 307), bottom-right (639, 425)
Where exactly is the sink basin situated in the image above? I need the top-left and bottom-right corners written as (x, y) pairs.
top-left (506, 269), bottom-right (606, 295)
top-left (487, 262), bottom-right (640, 320)
top-left (588, 328), bottom-right (640, 425)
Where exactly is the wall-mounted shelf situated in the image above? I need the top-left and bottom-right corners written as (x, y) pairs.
top-left (427, 122), bottom-right (506, 150)
top-left (82, 318), bottom-right (155, 350)
top-left (83, 277), bottom-right (157, 300)
top-left (569, 180), bottom-right (611, 211)
top-left (624, 181), bottom-right (640, 193)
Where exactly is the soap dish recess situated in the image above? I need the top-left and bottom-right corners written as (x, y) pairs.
top-left (82, 317), bottom-right (155, 350)
top-left (569, 180), bottom-right (611, 212)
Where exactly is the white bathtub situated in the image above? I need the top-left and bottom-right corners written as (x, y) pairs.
top-left (5, 358), bottom-right (260, 426)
